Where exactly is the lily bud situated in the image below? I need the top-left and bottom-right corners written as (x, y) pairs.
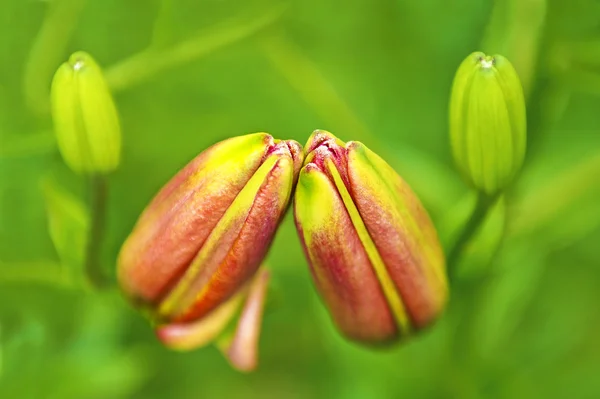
top-left (117, 133), bottom-right (302, 327)
top-left (294, 130), bottom-right (448, 345)
top-left (50, 52), bottom-right (121, 175)
top-left (449, 52), bottom-right (527, 195)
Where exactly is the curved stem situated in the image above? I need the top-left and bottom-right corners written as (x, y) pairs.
top-left (150, 0), bottom-right (175, 49)
top-left (23, 0), bottom-right (86, 116)
top-left (85, 175), bottom-right (109, 288)
top-left (105, 4), bottom-right (285, 92)
top-left (447, 192), bottom-right (497, 280)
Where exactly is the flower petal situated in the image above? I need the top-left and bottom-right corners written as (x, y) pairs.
top-left (159, 143), bottom-right (301, 322)
top-left (220, 268), bottom-right (271, 372)
top-left (118, 133), bottom-right (273, 303)
top-left (294, 162), bottom-right (400, 343)
top-left (347, 141), bottom-right (448, 328)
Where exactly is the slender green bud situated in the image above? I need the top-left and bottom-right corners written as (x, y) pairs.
top-left (50, 51), bottom-right (121, 175)
top-left (449, 52), bottom-right (527, 195)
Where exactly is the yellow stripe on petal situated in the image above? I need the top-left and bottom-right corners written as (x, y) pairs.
top-left (156, 290), bottom-right (245, 351)
top-left (325, 159), bottom-right (412, 335)
top-left (158, 155), bottom-right (282, 319)
top-left (347, 143), bottom-right (447, 291)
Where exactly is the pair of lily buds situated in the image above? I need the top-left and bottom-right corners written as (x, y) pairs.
top-left (50, 49), bottom-right (526, 371)
top-left (118, 130), bottom-right (449, 370)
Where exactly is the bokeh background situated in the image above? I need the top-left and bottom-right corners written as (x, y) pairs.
top-left (1, 0), bottom-right (600, 398)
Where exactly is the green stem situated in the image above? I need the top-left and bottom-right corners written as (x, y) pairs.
top-left (105, 4), bottom-right (285, 92)
top-left (447, 192), bottom-right (497, 280)
top-left (0, 260), bottom-right (73, 288)
top-left (85, 175), bottom-right (109, 288)
top-left (481, 0), bottom-right (547, 98)
top-left (150, 0), bottom-right (175, 49)
top-left (23, 0), bottom-right (86, 116)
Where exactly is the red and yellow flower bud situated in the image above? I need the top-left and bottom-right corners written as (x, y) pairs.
top-left (294, 130), bottom-right (448, 345)
top-left (118, 133), bottom-right (302, 327)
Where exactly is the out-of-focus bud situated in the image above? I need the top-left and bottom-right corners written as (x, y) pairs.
top-left (118, 133), bottom-right (302, 326)
top-left (449, 52), bottom-right (527, 195)
top-left (294, 130), bottom-right (448, 345)
top-left (50, 51), bottom-right (121, 175)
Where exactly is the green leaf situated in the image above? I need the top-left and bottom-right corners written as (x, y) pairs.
top-left (510, 152), bottom-right (600, 250)
top-left (42, 176), bottom-right (89, 284)
top-left (0, 318), bottom-right (47, 398)
top-left (472, 241), bottom-right (546, 358)
top-left (0, 260), bottom-right (68, 287)
top-left (0, 131), bottom-right (57, 159)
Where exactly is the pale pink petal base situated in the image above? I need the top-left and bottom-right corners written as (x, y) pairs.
top-left (155, 291), bottom-right (244, 351)
top-left (218, 268), bottom-right (271, 372)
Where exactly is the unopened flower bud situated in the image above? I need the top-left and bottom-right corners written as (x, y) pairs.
top-left (449, 52), bottom-right (527, 195)
top-left (118, 133), bottom-right (302, 327)
top-left (294, 130), bottom-right (448, 345)
top-left (50, 51), bottom-right (121, 175)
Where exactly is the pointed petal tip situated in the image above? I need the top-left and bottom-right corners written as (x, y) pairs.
top-left (221, 268), bottom-right (271, 372)
top-left (305, 129), bottom-right (343, 154)
top-left (265, 139), bottom-right (304, 179)
top-left (345, 140), bottom-right (366, 152)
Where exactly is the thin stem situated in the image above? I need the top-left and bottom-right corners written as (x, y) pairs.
top-left (150, 0), bottom-right (175, 49)
top-left (85, 175), bottom-right (109, 288)
top-left (105, 4), bottom-right (285, 92)
top-left (447, 192), bottom-right (497, 280)
top-left (0, 260), bottom-right (73, 288)
top-left (23, 0), bottom-right (86, 116)
top-left (481, 0), bottom-right (547, 98)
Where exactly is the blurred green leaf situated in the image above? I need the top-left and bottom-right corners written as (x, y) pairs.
top-left (510, 152), bottom-right (600, 247)
top-left (472, 241), bottom-right (546, 358)
top-left (0, 318), bottom-right (47, 398)
top-left (0, 131), bottom-right (56, 159)
top-left (22, 0), bottom-right (87, 116)
top-left (42, 175), bottom-right (89, 284)
top-left (41, 294), bottom-right (153, 399)
top-left (0, 260), bottom-right (69, 287)
top-left (0, 326), bottom-right (3, 377)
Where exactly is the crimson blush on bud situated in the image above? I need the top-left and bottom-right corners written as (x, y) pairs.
top-left (117, 133), bottom-right (302, 327)
top-left (294, 130), bottom-right (448, 345)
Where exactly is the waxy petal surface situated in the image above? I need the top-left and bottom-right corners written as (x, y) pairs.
top-left (221, 268), bottom-right (271, 372)
top-left (347, 142), bottom-right (448, 327)
top-left (295, 130), bottom-right (448, 344)
top-left (158, 146), bottom-right (300, 322)
top-left (294, 163), bottom-right (399, 343)
top-left (118, 133), bottom-right (274, 303)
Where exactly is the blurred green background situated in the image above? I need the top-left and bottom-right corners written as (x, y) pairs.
top-left (1, 0), bottom-right (600, 398)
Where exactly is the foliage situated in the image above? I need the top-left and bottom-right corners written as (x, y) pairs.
top-left (1, 0), bottom-right (600, 398)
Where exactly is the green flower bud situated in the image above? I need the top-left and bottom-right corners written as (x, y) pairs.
top-left (50, 52), bottom-right (121, 175)
top-left (449, 52), bottom-right (527, 195)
